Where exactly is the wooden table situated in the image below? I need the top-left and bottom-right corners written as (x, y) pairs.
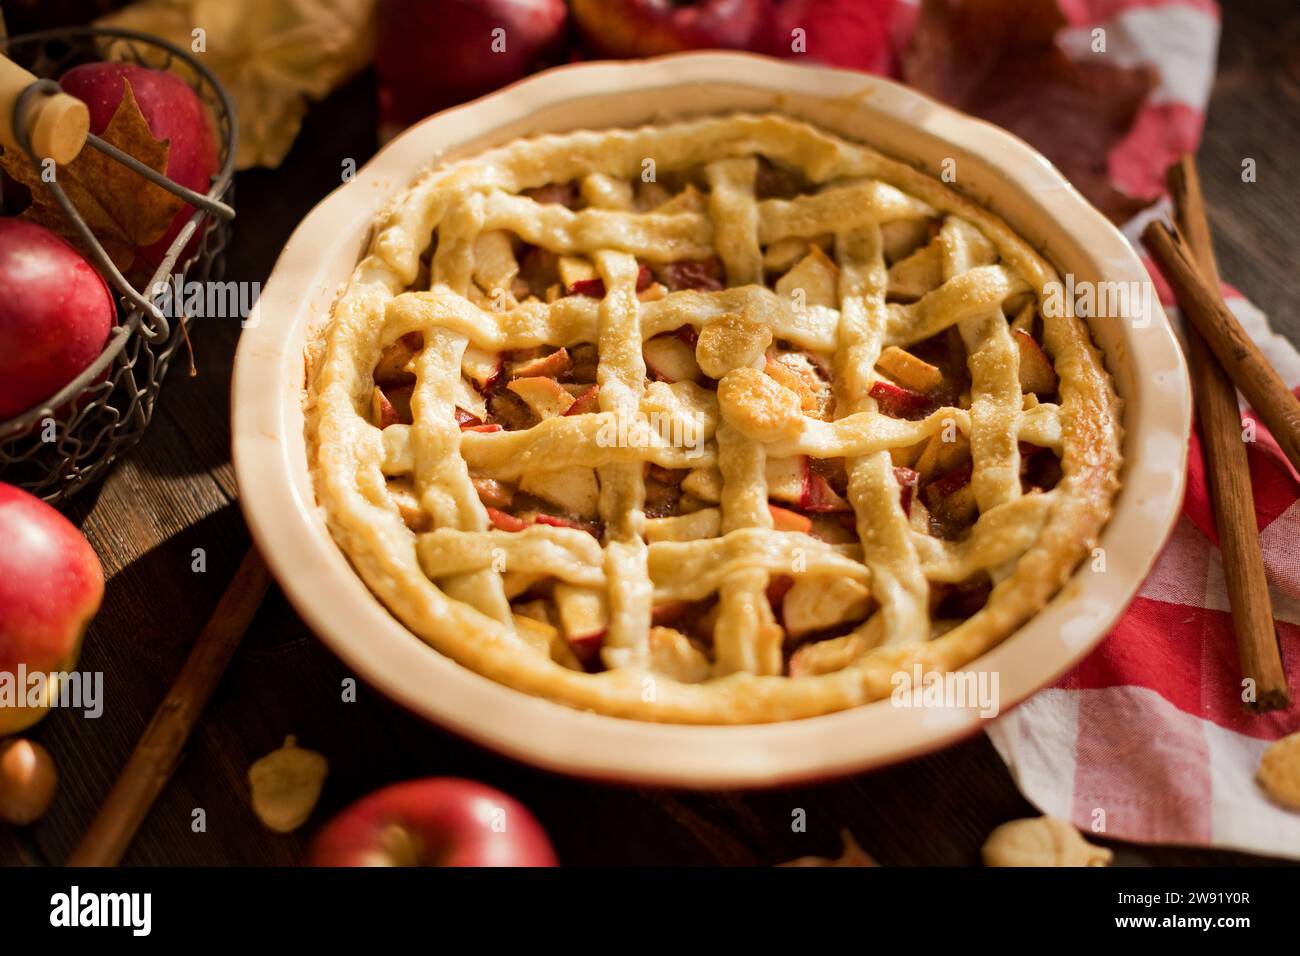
top-left (4, 1), bottom-right (1298, 867)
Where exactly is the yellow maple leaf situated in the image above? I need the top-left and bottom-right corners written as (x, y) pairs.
top-left (99, 0), bottom-right (377, 170)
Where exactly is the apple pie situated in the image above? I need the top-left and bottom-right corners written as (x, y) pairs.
top-left (305, 113), bottom-right (1121, 723)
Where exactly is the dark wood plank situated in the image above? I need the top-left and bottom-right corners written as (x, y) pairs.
top-left (26, 411), bottom-right (248, 856)
top-left (1196, 0), bottom-right (1300, 337)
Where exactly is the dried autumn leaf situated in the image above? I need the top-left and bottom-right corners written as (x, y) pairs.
top-left (1257, 731), bottom-right (1300, 811)
top-left (99, 0), bottom-right (376, 170)
top-left (248, 735), bottom-right (329, 834)
top-left (981, 815), bottom-right (1113, 867)
top-left (902, 0), bottom-right (1157, 223)
top-left (778, 829), bottom-right (877, 867)
top-left (0, 80), bottom-right (184, 271)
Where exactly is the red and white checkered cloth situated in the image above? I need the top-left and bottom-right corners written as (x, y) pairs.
top-left (987, 286), bottom-right (1300, 859)
top-left (965, 0), bottom-right (1300, 858)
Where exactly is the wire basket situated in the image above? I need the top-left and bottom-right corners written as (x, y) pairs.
top-left (0, 26), bottom-right (237, 504)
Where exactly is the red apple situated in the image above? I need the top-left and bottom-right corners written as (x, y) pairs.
top-left (0, 220), bottom-right (115, 421)
top-left (0, 483), bottom-right (104, 734)
top-left (376, 0), bottom-right (569, 133)
top-left (309, 778), bottom-right (558, 866)
top-left (59, 62), bottom-right (219, 275)
top-left (572, 0), bottom-right (771, 58)
top-left (760, 0), bottom-right (897, 74)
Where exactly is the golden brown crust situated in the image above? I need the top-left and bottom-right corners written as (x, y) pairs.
top-left (305, 113), bottom-right (1122, 724)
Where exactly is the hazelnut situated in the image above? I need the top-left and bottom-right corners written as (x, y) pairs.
top-left (0, 738), bottom-right (58, 825)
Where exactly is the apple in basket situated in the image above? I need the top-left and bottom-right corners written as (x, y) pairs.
top-left (0, 483), bottom-right (104, 735)
top-left (58, 61), bottom-right (218, 273)
top-left (375, 0), bottom-right (569, 133)
top-left (309, 778), bottom-right (559, 867)
top-left (571, 0), bottom-right (771, 57)
top-left (0, 220), bottom-right (115, 421)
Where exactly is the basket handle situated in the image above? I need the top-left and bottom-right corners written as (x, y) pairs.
top-left (0, 55), bottom-right (89, 165)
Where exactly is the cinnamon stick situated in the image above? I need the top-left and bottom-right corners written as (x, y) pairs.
top-left (68, 546), bottom-right (272, 866)
top-left (1143, 219), bottom-right (1300, 478)
top-left (1155, 157), bottom-right (1288, 710)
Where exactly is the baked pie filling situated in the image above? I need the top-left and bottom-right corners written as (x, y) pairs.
top-left (306, 114), bottom-right (1121, 723)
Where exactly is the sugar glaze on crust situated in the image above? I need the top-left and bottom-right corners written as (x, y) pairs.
top-left (305, 113), bottom-right (1122, 724)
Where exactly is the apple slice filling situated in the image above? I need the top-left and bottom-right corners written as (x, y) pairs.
top-left (644, 333), bottom-right (703, 384)
top-left (764, 346), bottom-right (833, 419)
top-left (507, 376), bottom-right (574, 419)
top-left (458, 340), bottom-right (613, 535)
top-left (1014, 328), bottom-right (1059, 398)
top-left (515, 246), bottom-right (562, 301)
top-left (755, 155), bottom-right (812, 200)
top-left (471, 342), bottom-right (599, 434)
top-left (426, 208), bottom-right (1064, 678)
top-left (782, 577), bottom-right (872, 639)
top-left (522, 181), bottom-right (580, 209)
top-left (566, 263), bottom-right (654, 299)
top-left (931, 574), bottom-right (993, 622)
top-left (374, 331), bottom-right (422, 387)
top-left (644, 465), bottom-right (686, 519)
top-left (653, 257), bottom-right (725, 292)
top-left (652, 597), bottom-right (720, 647)
top-left (1020, 442), bottom-right (1063, 493)
top-left (553, 583), bottom-right (609, 668)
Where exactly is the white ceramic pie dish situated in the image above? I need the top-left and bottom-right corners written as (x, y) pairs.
top-left (232, 53), bottom-right (1190, 788)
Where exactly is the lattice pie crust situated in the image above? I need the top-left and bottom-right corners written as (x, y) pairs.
top-left (305, 114), bottom-right (1121, 724)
